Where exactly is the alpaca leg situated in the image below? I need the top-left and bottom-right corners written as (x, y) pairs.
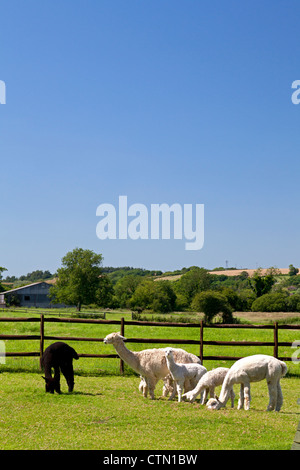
top-left (200, 387), bottom-right (208, 405)
top-left (54, 366), bottom-right (61, 394)
top-left (243, 382), bottom-right (251, 410)
top-left (181, 379), bottom-right (191, 401)
top-left (61, 362), bottom-right (74, 392)
top-left (176, 380), bottom-right (184, 403)
top-left (275, 381), bottom-right (283, 412)
top-left (168, 382), bottom-right (177, 400)
top-left (143, 381), bottom-right (148, 398)
top-left (238, 384), bottom-right (244, 410)
top-left (162, 375), bottom-right (173, 397)
top-left (230, 388), bottom-right (235, 408)
top-left (146, 376), bottom-right (158, 400)
top-left (162, 377), bottom-right (170, 397)
top-left (266, 381), bottom-right (277, 411)
top-left (139, 377), bottom-right (146, 394)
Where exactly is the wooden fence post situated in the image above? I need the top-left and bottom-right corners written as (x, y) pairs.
top-left (39, 314), bottom-right (44, 370)
top-left (120, 317), bottom-right (125, 375)
top-left (200, 320), bottom-right (204, 364)
top-left (273, 322), bottom-right (278, 359)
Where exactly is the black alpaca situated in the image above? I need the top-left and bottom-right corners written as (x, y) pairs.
top-left (42, 342), bottom-right (79, 393)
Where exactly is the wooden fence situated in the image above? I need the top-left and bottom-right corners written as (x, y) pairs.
top-left (0, 315), bottom-right (299, 373)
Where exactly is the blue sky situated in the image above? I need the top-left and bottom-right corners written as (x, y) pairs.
top-left (1, 0), bottom-right (300, 277)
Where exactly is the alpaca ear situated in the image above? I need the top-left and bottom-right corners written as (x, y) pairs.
top-left (42, 376), bottom-right (51, 383)
top-left (117, 333), bottom-right (127, 340)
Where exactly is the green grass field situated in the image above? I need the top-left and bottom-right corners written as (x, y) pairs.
top-left (0, 309), bottom-right (299, 450)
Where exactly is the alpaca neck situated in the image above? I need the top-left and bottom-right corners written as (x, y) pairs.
top-left (42, 358), bottom-right (53, 379)
top-left (113, 340), bottom-right (140, 373)
top-left (166, 355), bottom-right (178, 377)
top-left (43, 364), bottom-right (52, 379)
top-left (166, 355), bottom-right (175, 370)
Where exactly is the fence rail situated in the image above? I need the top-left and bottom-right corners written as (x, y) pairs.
top-left (0, 315), bottom-right (299, 373)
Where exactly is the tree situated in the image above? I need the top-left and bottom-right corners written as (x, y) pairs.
top-left (114, 275), bottom-right (142, 308)
top-left (248, 269), bottom-right (275, 298)
top-left (129, 279), bottom-right (156, 311)
top-left (129, 279), bottom-right (176, 313)
top-left (219, 287), bottom-right (241, 311)
top-left (0, 266), bottom-right (7, 280)
top-left (50, 248), bottom-right (104, 311)
top-left (152, 281), bottom-right (176, 313)
top-left (191, 290), bottom-right (233, 323)
top-left (95, 274), bottom-right (115, 308)
top-left (174, 267), bottom-right (211, 305)
top-left (289, 264), bottom-right (299, 276)
top-left (0, 266), bottom-right (7, 293)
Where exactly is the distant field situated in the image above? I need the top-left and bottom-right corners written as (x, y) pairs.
top-left (155, 268), bottom-right (292, 281)
top-left (208, 268), bottom-right (291, 277)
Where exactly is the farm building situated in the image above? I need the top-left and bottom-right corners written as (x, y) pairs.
top-left (0, 281), bottom-right (65, 308)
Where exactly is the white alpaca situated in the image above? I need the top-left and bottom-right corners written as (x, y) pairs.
top-left (206, 355), bottom-right (287, 411)
top-left (164, 347), bottom-right (207, 402)
top-left (182, 367), bottom-right (235, 406)
top-left (103, 332), bottom-right (201, 399)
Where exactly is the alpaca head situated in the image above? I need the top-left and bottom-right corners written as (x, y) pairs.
top-left (206, 397), bottom-right (221, 410)
top-left (164, 347), bottom-right (174, 359)
top-left (42, 376), bottom-right (60, 394)
top-left (103, 332), bottom-right (126, 344)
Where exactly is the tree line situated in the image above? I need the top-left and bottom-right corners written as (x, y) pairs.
top-left (1, 249), bottom-right (300, 323)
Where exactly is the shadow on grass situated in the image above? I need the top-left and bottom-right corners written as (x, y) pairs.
top-left (70, 391), bottom-right (103, 396)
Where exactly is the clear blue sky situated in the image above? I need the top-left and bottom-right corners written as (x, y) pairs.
top-left (1, 0), bottom-right (300, 277)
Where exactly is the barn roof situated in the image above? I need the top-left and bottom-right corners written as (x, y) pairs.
top-left (2, 281), bottom-right (52, 295)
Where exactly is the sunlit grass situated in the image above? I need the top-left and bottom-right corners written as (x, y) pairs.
top-left (0, 308), bottom-right (299, 449)
top-left (0, 372), bottom-right (298, 450)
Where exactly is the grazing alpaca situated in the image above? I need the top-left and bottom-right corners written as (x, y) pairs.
top-left (41, 342), bottom-right (79, 393)
top-left (165, 347), bottom-right (207, 402)
top-left (206, 355), bottom-right (287, 411)
top-left (183, 367), bottom-right (235, 406)
top-left (103, 332), bottom-right (201, 399)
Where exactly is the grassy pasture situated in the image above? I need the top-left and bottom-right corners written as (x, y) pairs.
top-left (0, 309), bottom-right (299, 450)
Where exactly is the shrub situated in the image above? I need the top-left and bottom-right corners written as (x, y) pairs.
top-left (130, 279), bottom-right (176, 313)
top-left (251, 292), bottom-right (288, 312)
top-left (191, 290), bottom-right (233, 323)
top-left (237, 288), bottom-right (256, 311)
